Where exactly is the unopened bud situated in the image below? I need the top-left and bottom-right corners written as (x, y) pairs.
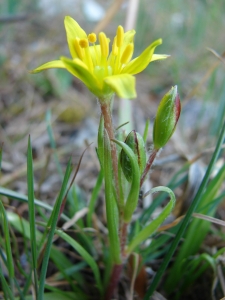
top-left (120, 130), bottom-right (146, 182)
top-left (153, 86), bottom-right (181, 150)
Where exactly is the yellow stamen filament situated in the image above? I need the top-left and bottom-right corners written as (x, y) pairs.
top-left (116, 25), bottom-right (124, 47)
top-left (120, 43), bottom-right (134, 64)
top-left (88, 33), bottom-right (97, 43)
top-left (99, 32), bottom-right (109, 58)
top-left (74, 38), bottom-right (84, 59)
top-left (79, 38), bottom-right (89, 48)
top-left (78, 39), bottom-right (94, 72)
top-left (112, 37), bottom-right (118, 56)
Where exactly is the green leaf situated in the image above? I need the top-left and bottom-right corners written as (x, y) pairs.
top-left (0, 201), bottom-right (14, 289)
top-left (27, 136), bottom-right (39, 297)
top-left (0, 263), bottom-right (14, 300)
top-left (0, 187), bottom-right (69, 222)
top-left (165, 164), bottom-right (225, 293)
top-left (38, 159), bottom-right (72, 300)
top-left (127, 186), bottom-right (175, 253)
top-left (104, 131), bottom-right (121, 264)
top-left (56, 229), bottom-right (103, 294)
top-left (144, 120), bottom-right (225, 300)
top-left (112, 139), bottom-right (140, 223)
top-left (6, 211), bottom-right (82, 293)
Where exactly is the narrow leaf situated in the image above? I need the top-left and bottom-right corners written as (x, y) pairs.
top-left (27, 136), bottom-right (39, 297)
top-left (56, 229), bottom-right (103, 294)
top-left (127, 186), bottom-right (175, 253)
top-left (0, 201), bottom-right (14, 289)
top-left (112, 139), bottom-right (140, 223)
top-left (104, 131), bottom-right (121, 264)
top-left (38, 159), bottom-right (72, 300)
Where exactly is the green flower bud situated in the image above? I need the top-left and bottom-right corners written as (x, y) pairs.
top-left (153, 86), bottom-right (181, 150)
top-left (120, 130), bottom-right (146, 182)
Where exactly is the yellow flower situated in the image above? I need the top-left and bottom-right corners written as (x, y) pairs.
top-left (31, 16), bottom-right (168, 101)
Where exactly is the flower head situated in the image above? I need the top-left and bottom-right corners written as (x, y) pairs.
top-left (31, 16), bottom-right (168, 100)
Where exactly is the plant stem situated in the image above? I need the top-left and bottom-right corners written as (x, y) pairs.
top-left (104, 264), bottom-right (123, 300)
top-left (100, 101), bottom-right (123, 218)
top-left (140, 149), bottom-right (158, 187)
top-left (120, 222), bottom-right (128, 258)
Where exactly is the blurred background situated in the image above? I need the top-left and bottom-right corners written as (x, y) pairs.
top-left (0, 0), bottom-right (225, 200)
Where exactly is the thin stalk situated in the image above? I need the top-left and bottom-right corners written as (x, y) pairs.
top-left (140, 149), bottom-right (158, 187)
top-left (120, 222), bottom-right (128, 258)
top-left (100, 101), bottom-right (124, 225)
top-left (104, 264), bottom-right (123, 300)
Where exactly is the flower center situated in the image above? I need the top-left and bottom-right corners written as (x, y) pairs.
top-left (73, 25), bottom-right (134, 80)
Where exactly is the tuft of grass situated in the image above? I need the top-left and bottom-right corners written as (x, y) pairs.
top-left (144, 119), bottom-right (225, 299)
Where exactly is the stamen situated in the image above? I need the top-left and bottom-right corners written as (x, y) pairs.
top-left (79, 38), bottom-right (89, 48)
top-left (116, 25), bottom-right (124, 47)
top-left (120, 43), bottom-right (134, 64)
top-left (74, 38), bottom-right (84, 59)
top-left (112, 37), bottom-right (118, 56)
top-left (88, 33), bottom-right (97, 43)
top-left (99, 32), bottom-right (109, 58)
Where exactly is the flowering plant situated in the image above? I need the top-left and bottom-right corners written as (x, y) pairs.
top-left (32, 16), bottom-right (181, 299)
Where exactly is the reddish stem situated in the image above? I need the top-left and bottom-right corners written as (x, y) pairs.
top-left (140, 149), bottom-right (158, 187)
top-left (120, 222), bottom-right (128, 258)
top-left (104, 264), bottom-right (123, 300)
top-left (100, 101), bottom-right (123, 215)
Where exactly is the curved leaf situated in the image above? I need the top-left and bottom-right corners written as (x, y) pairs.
top-left (127, 186), bottom-right (176, 253)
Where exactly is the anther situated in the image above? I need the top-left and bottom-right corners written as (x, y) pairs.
top-left (88, 33), bottom-right (97, 43)
top-left (79, 38), bottom-right (89, 48)
top-left (121, 43), bottom-right (134, 64)
top-left (99, 32), bottom-right (109, 58)
top-left (74, 38), bottom-right (84, 59)
top-left (116, 25), bottom-right (124, 48)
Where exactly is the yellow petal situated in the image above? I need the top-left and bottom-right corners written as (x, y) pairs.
top-left (121, 39), bottom-right (162, 75)
top-left (151, 54), bottom-right (170, 61)
top-left (60, 56), bottom-right (102, 96)
top-left (30, 60), bottom-right (65, 73)
top-left (104, 74), bottom-right (136, 99)
top-left (64, 16), bottom-right (87, 59)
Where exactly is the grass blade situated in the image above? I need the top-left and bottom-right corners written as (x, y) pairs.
top-left (0, 264), bottom-right (14, 300)
top-left (127, 186), bottom-right (175, 254)
top-left (0, 187), bottom-right (69, 222)
top-left (144, 121), bottom-right (225, 299)
top-left (27, 135), bottom-right (39, 297)
top-left (38, 159), bottom-right (72, 300)
top-left (56, 229), bottom-right (103, 295)
top-left (165, 164), bottom-right (225, 293)
top-left (0, 201), bottom-right (14, 293)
